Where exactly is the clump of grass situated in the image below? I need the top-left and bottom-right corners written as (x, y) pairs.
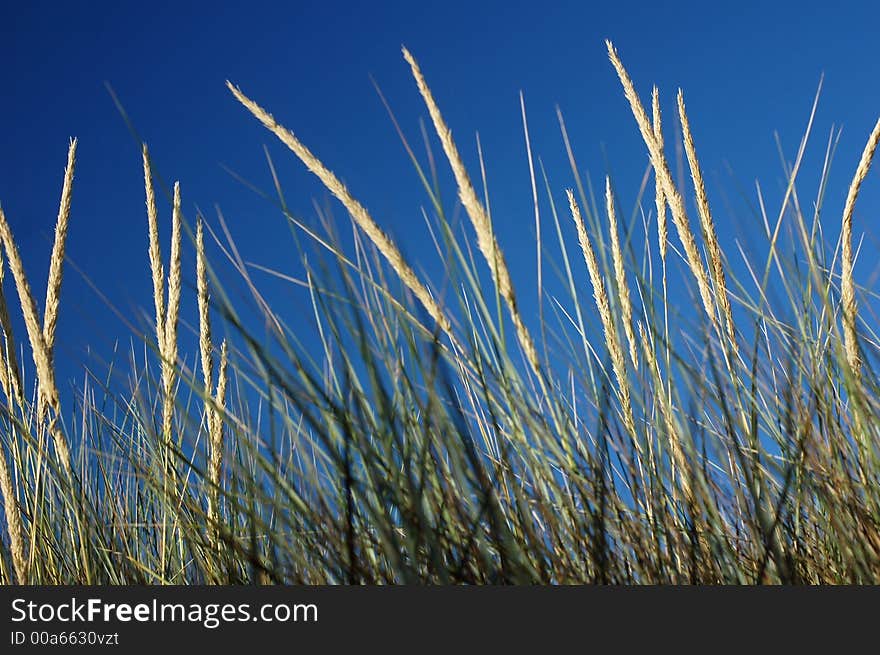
top-left (0, 170), bottom-right (74, 476)
top-left (0, 139), bottom-right (84, 583)
top-left (1, 41), bottom-right (880, 584)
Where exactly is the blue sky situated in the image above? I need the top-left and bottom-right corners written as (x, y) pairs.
top-left (2, 0), bottom-right (879, 395)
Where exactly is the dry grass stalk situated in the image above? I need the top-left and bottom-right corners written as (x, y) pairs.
top-left (38, 138), bottom-right (77, 425)
top-left (197, 219), bottom-right (213, 395)
top-left (0, 340), bottom-right (12, 406)
top-left (402, 47), bottom-right (541, 377)
top-left (605, 177), bottom-right (638, 370)
top-left (160, 183), bottom-right (182, 442)
top-left (0, 417), bottom-right (26, 583)
top-left (0, 206), bottom-right (72, 475)
top-left (840, 116), bottom-right (880, 379)
top-left (214, 341), bottom-right (229, 446)
top-left (225, 82), bottom-right (453, 344)
top-left (652, 88), bottom-right (668, 261)
top-left (164, 183), bottom-right (182, 361)
top-left (197, 219), bottom-right (227, 542)
top-left (142, 148), bottom-right (182, 443)
top-left (677, 91), bottom-right (738, 360)
top-left (0, 252), bottom-right (24, 406)
top-left (43, 138), bottom-right (77, 356)
top-left (606, 41), bottom-right (715, 327)
top-left (141, 152), bottom-right (184, 578)
top-left (143, 146), bottom-right (166, 351)
top-left (208, 339), bottom-right (228, 543)
top-left (568, 190), bottom-right (636, 440)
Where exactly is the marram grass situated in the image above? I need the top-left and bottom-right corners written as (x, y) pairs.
top-left (0, 43), bottom-right (879, 584)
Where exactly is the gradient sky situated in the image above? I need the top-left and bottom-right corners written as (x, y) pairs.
top-left (2, 0), bottom-right (879, 397)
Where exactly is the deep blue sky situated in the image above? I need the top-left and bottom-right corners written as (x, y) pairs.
top-left (2, 0), bottom-right (879, 396)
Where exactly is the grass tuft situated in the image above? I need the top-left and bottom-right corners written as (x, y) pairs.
top-left (0, 42), bottom-right (878, 584)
